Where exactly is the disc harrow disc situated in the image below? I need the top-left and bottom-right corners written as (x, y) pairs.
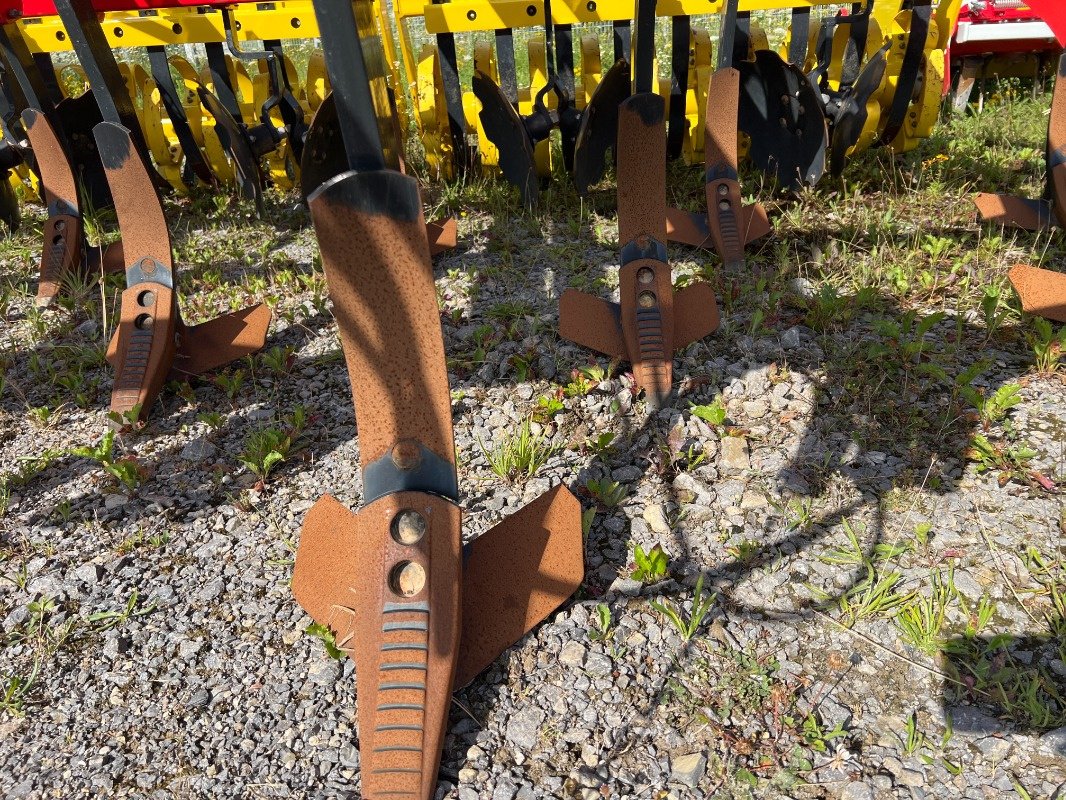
top-left (738, 50), bottom-right (827, 189)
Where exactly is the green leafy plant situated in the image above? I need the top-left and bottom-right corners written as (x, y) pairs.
top-left (259, 345), bottom-right (297, 376)
top-left (87, 589), bottom-right (157, 632)
top-left (563, 370), bottom-right (597, 398)
top-left (650, 573), bottom-right (716, 642)
top-left (980, 284), bottom-right (1009, 341)
top-left (589, 603), bottom-right (614, 642)
top-left (214, 369), bottom-right (246, 402)
top-left (967, 434), bottom-right (1037, 484)
top-left (585, 431), bottom-right (616, 459)
top-left (238, 428), bottom-right (294, 484)
top-left (197, 411), bottom-right (225, 433)
top-left (584, 478), bottom-right (626, 508)
top-left (305, 622), bottom-right (345, 659)
top-left (71, 430), bottom-right (144, 490)
top-left (532, 393), bottom-right (564, 423)
top-left (962, 382), bottom-right (1022, 429)
top-left (801, 713), bottom-right (849, 753)
top-left (690, 396), bottom-right (727, 427)
top-left (630, 543), bottom-right (669, 583)
top-left (1027, 317), bottom-right (1066, 373)
top-left (581, 507), bottom-right (596, 540)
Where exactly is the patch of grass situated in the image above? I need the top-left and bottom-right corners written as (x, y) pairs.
top-left (0, 659), bottom-right (41, 717)
top-left (650, 573), bottom-right (716, 642)
top-left (895, 569), bottom-right (954, 656)
top-left (480, 418), bottom-right (559, 483)
top-left (86, 589), bottom-right (157, 632)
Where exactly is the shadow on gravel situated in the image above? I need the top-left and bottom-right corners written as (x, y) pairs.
top-left (942, 634), bottom-right (1066, 736)
top-left (429, 156), bottom-right (1062, 788)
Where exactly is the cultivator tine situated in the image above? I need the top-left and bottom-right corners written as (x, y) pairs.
top-left (437, 32), bottom-right (471, 173)
top-left (22, 108), bottom-right (84, 307)
top-left (555, 23), bottom-right (579, 170)
top-left (301, 92), bottom-right (457, 256)
top-left (665, 0), bottom-right (767, 266)
top-left (666, 15), bottom-right (691, 161)
top-left (876, 0), bottom-right (932, 149)
top-left (294, 5), bottom-right (580, 797)
top-left (1008, 265), bottom-right (1066, 324)
top-left (562, 0), bottom-right (719, 410)
top-left (788, 7), bottom-right (810, 66)
top-left (738, 50), bottom-right (827, 190)
top-left (97, 121), bottom-right (269, 419)
top-left (198, 88), bottom-right (264, 212)
top-left (425, 218), bottom-right (458, 256)
top-left (613, 20), bottom-right (631, 64)
top-left (495, 29), bottom-right (519, 105)
top-left (145, 45), bottom-right (214, 189)
top-left (97, 122), bottom-right (180, 417)
top-left (702, 68), bottom-right (767, 268)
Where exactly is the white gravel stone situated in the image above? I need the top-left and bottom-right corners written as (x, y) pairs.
top-left (669, 752), bottom-right (706, 787)
top-left (719, 436), bottom-right (750, 472)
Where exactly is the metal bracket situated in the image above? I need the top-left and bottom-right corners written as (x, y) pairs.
top-left (363, 441), bottom-right (459, 505)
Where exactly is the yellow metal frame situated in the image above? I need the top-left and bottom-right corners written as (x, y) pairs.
top-left (16, 1), bottom-right (320, 54)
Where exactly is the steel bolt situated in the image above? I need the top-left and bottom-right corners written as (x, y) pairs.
top-left (392, 510), bottom-right (427, 545)
top-left (391, 441), bottom-right (422, 471)
top-left (390, 561), bottom-right (426, 597)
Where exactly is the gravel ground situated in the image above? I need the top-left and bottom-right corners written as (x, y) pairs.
top-left (0, 174), bottom-right (1064, 800)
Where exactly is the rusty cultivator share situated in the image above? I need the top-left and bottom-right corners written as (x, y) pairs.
top-left (290, 2), bottom-right (584, 798)
top-left (48, 0), bottom-right (270, 421)
top-left (560, 0), bottom-right (721, 410)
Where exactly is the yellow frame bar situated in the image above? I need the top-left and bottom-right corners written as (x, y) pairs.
top-left (412, 0), bottom-right (849, 32)
top-left (17, 0), bottom-right (320, 54)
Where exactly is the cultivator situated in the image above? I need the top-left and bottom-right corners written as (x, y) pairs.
top-left (0, 0), bottom-right (968, 233)
top-left (0, 0), bottom-right (335, 202)
top-left (2, 0), bottom-right (1064, 795)
top-left (388, 0), bottom-right (964, 201)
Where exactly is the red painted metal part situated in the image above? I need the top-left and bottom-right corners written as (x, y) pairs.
top-left (1024, 1), bottom-right (1066, 45)
top-left (953, 1), bottom-right (1066, 49)
top-left (2, 0), bottom-right (242, 20)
